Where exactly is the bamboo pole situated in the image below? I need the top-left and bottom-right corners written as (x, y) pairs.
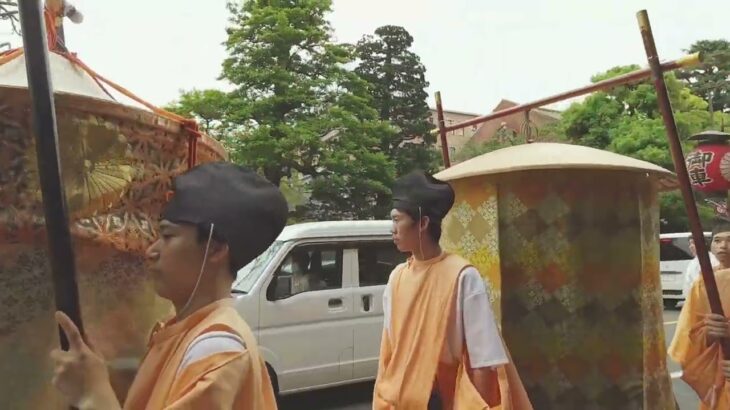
top-left (637, 9), bottom-right (729, 357)
top-left (435, 91), bottom-right (451, 168)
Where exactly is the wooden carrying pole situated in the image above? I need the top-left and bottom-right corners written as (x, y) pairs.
top-left (435, 52), bottom-right (701, 168)
top-left (435, 91), bottom-right (451, 168)
top-left (637, 10), bottom-right (729, 357)
top-left (17, 0), bottom-right (83, 351)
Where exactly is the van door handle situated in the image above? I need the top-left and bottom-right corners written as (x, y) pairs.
top-left (362, 295), bottom-right (372, 312)
top-left (328, 298), bottom-right (343, 308)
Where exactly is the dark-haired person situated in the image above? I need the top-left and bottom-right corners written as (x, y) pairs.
top-left (51, 162), bottom-right (287, 409)
top-left (373, 170), bottom-right (532, 410)
top-left (669, 221), bottom-right (730, 410)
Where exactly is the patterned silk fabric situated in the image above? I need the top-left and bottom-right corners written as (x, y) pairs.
top-left (441, 170), bottom-right (674, 410)
top-left (0, 91), bottom-right (225, 408)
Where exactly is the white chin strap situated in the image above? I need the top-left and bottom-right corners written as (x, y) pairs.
top-left (177, 223), bottom-right (215, 319)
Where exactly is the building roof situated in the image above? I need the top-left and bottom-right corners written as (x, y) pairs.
top-left (468, 99), bottom-right (562, 144)
top-left (494, 99), bottom-right (562, 119)
top-left (428, 107), bottom-right (482, 117)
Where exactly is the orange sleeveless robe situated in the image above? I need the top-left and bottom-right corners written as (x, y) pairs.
top-left (669, 269), bottom-right (730, 410)
top-left (124, 299), bottom-right (277, 409)
top-left (373, 252), bottom-right (532, 409)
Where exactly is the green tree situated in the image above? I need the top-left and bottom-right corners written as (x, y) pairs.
top-left (659, 191), bottom-right (716, 233)
top-left (560, 65), bottom-right (712, 167)
top-left (165, 89), bottom-right (230, 139)
top-left (677, 40), bottom-right (730, 120)
top-left (354, 25), bottom-right (438, 175)
top-left (558, 64), bottom-right (726, 232)
top-left (221, 0), bottom-right (396, 219)
top-left (559, 93), bottom-right (623, 149)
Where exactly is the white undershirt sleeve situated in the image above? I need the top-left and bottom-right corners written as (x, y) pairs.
top-left (459, 267), bottom-right (509, 368)
top-left (177, 331), bottom-right (247, 375)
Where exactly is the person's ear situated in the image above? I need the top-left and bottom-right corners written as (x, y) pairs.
top-left (420, 215), bottom-right (430, 233)
top-left (207, 241), bottom-right (230, 265)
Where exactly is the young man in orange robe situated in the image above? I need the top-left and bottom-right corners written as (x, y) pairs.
top-left (50, 162), bottom-right (287, 409)
top-left (373, 170), bottom-right (532, 410)
top-left (669, 222), bottom-right (730, 409)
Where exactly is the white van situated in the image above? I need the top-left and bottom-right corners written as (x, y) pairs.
top-left (231, 220), bottom-right (405, 396)
top-left (659, 232), bottom-right (711, 308)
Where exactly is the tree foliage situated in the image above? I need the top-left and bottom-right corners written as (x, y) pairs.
top-left (677, 40), bottom-right (730, 118)
top-left (559, 65), bottom-right (714, 169)
top-left (219, 0), bottom-right (396, 219)
top-left (558, 64), bottom-right (730, 232)
top-left (166, 89), bottom-right (230, 139)
top-left (354, 25), bottom-right (438, 176)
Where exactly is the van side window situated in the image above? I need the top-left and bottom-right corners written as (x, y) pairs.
top-left (267, 245), bottom-right (343, 300)
top-left (357, 242), bottom-right (407, 287)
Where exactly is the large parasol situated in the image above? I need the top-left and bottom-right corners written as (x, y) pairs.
top-left (12, 0), bottom-right (225, 355)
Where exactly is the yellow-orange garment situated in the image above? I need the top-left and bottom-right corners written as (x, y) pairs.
top-left (373, 252), bottom-right (532, 410)
top-left (669, 269), bottom-right (730, 410)
top-left (123, 298), bottom-right (277, 409)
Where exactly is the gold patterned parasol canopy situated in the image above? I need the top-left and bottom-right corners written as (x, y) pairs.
top-left (0, 50), bottom-right (224, 218)
top-left (24, 115), bottom-right (137, 216)
top-left (435, 142), bottom-right (677, 191)
top-left (0, 52), bottom-right (138, 216)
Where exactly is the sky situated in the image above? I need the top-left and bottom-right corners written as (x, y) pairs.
top-left (1, 0), bottom-right (728, 114)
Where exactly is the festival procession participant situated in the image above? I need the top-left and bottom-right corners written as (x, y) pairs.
top-left (50, 162), bottom-right (286, 409)
top-left (669, 221), bottom-right (730, 410)
top-left (373, 170), bottom-right (532, 409)
top-left (684, 237), bottom-right (721, 299)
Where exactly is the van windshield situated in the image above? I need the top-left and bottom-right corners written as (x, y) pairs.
top-left (232, 241), bottom-right (284, 294)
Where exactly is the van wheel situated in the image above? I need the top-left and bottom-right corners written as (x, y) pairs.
top-left (266, 363), bottom-right (279, 399)
top-left (663, 299), bottom-right (677, 310)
